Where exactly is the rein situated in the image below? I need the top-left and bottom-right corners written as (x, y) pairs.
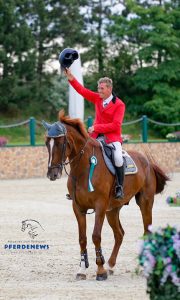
top-left (63, 137), bottom-right (95, 215)
top-left (49, 133), bottom-right (95, 215)
top-left (63, 137), bottom-right (90, 169)
top-left (48, 136), bottom-right (89, 172)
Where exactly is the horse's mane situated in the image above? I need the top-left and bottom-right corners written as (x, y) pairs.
top-left (58, 109), bottom-right (89, 139)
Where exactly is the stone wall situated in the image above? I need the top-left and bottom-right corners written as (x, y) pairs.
top-left (0, 143), bottom-right (179, 179)
top-left (0, 146), bottom-right (48, 179)
top-left (123, 143), bottom-right (180, 173)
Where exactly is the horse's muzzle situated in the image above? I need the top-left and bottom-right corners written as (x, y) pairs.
top-left (47, 166), bottom-right (62, 181)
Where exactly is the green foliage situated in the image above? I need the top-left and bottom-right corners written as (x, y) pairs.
top-left (0, 0), bottom-right (179, 139)
top-left (0, 0), bottom-right (87, 115)
top-left (104, 0), bottom-right (180, 136)
top-left (139, 225), bottom-right (180, 300)
top-left (82, 0), bottom-right (119, 74)
top-left (0, 0), bottom-right (35, 110)
top-left (0, 123), bottom-right (45, 145)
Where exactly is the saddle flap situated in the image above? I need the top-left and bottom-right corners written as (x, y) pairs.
top-left (122, 150), bottom-right (138, 175)
top-left (98, 139), bottom-right (138, 176)
top-left (103, 145), bottom-right (114, 162)
top-left (97, 140), bottom-right (116, 175)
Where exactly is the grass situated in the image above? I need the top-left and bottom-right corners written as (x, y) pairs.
top-left (0, 123), bottom-right (45, 145)
top-left (0, 112), bottom-right (169, 146)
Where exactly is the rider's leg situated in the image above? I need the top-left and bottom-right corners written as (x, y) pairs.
top-left (110, 142), bottom-right (124, 199)
top-left (114, 165), bottom-right (124, 199)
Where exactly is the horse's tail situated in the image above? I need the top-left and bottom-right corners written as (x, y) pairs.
top-left (142, 145), bottom-right (170, 194)
top-left (152, 164), bottom-right (170, 194)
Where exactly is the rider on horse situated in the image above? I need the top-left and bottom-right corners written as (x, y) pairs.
top-left (60, 49), bottom-right (126, 200)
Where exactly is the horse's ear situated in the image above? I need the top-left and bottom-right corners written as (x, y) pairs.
top-left (42, 120), bottom-right (51, 130)
top-left (58, 109), bottom-right (65, 121)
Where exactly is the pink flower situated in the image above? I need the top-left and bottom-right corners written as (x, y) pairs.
top-left (0, 136), bottom-right (8, 147)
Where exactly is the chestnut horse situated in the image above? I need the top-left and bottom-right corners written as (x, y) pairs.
top-left (43, 110), bottom-right (169, 281)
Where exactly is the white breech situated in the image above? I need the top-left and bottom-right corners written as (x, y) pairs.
top-left (107, 141), bottom-right (123, 167)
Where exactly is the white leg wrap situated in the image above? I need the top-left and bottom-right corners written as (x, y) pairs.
top-left (105, 262), bottom-right (115, 274)
top-left (77, 259), bottom-right (87, 275)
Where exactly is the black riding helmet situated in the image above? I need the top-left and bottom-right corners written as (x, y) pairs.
top-left (59, 48), bottom-right (79, 69)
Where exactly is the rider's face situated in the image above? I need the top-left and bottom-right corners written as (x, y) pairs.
top-left (98, 83), bottom-right (112, 100)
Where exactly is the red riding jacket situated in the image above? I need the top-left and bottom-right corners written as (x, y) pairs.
top-left (69, 78), bottom-right (125, 143)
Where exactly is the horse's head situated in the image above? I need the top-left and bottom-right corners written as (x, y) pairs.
top-left (42, 120), bottom-right (67, 181)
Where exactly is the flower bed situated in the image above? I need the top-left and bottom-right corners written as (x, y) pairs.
top-left (122, 134), bottom-right (131, 143)
top-left (138, 225), bottom-right (180, 300)
top-left (166, 131), bottom-right (180, 142)
top-left (166, 191), bottom-right (180, 207)
top-left (0, 136), bottom-right (8, 147)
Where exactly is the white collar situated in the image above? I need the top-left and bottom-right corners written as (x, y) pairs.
top-left (103, 94), bottom-right (113, 107)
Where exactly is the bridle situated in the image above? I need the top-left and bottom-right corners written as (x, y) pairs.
top-left (46, 122), bottom-right (94, 215)
top-left (47, 126), bottom-right (90, 174)
top-left (47, 134), bottom-right (67, 173)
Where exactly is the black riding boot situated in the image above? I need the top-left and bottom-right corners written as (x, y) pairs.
top-left (115, 165), bottom-right (124, 199)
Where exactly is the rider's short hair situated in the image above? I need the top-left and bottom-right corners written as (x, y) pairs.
top-left (98, 77), bottom-right (113, 88)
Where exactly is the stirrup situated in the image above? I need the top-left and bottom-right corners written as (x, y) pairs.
top-left (66, 194), bottom-right (72, 200)
top-left (115, 186), bottom-right (124, 200)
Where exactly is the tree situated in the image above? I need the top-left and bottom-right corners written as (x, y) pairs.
top-left (107, 0), bottom-right (180, 134)
top-left (0, 0), bottom-right (87, 117)
top-left (82, 0), bottom-right (120, 74)
top-left (83, 0), bottom-right (124, 113)
top-left (0, 0), bottom-right (35, 112)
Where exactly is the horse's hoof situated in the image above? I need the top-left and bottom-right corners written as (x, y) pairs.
top-left (96, 272), bottom-right (108, 281)
top-left (108, 269), bottom-right (114, 275)
top-left (76, 273), bottom-right (86, 280)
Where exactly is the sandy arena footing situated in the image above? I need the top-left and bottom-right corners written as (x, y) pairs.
top-left (0, 173), bottom-right (179, 300)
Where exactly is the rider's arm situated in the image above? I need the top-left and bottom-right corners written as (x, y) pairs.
top-left (64, 68), bottom-right (99, 104)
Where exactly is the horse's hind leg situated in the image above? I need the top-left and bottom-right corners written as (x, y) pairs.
top-left (73, 202), bottom-right (89, 280)
top-left (135, 190), bottom-right (154, 235)
top-left (106, 208), bottom-right (124, 274)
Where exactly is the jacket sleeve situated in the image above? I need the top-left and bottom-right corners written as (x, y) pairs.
top-left (69, 78), bottom-right (99, 104)
top-left (94, 102), bottom-right (125, 133)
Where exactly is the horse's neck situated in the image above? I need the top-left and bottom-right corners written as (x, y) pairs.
top-left (68, 129), bottom-right (87, 157)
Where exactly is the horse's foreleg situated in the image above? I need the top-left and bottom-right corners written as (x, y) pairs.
top-left (106, 208), bottom-right (124, 274)
top-left (92, 208), bottom-right (107, 281)
top-left (73, 202), bottom-right (89, 280)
